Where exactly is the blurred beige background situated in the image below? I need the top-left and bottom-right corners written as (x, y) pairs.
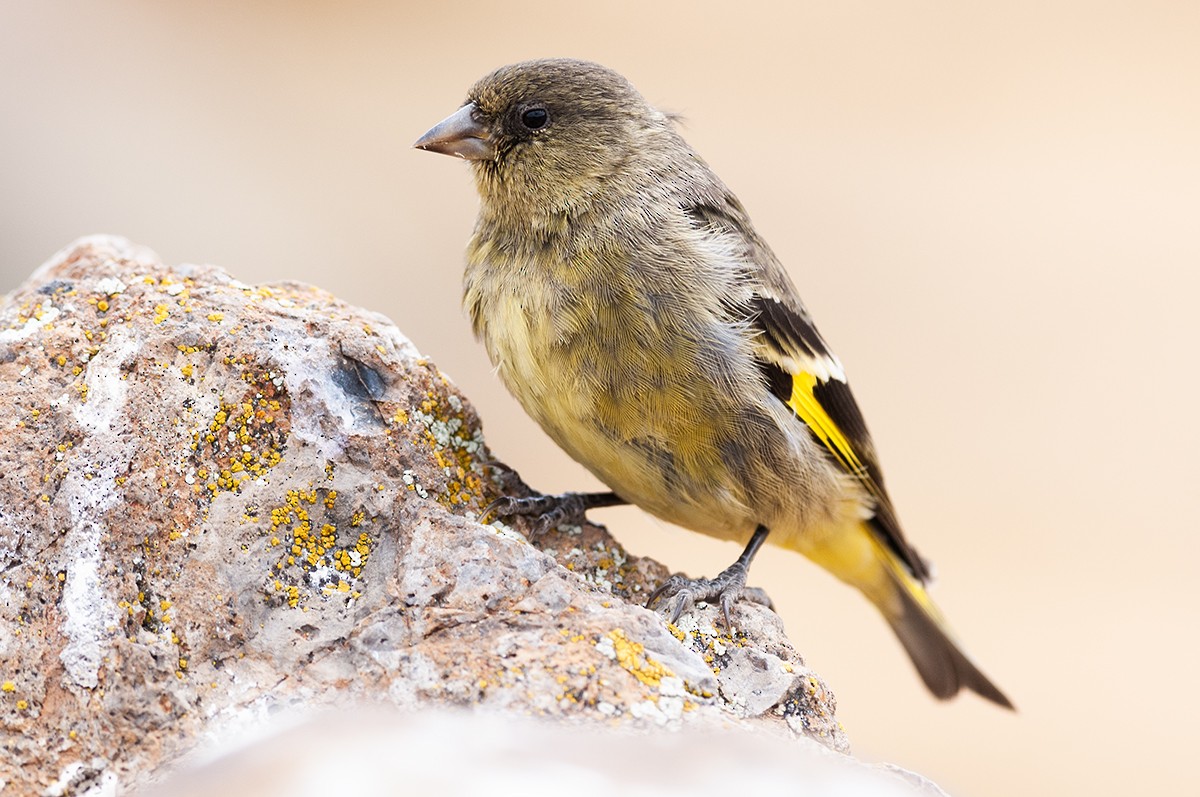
top-left (2, 1), bottom-right (1197, 794)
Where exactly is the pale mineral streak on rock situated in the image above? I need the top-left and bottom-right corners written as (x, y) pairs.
top-left (0, 236), bottom-right (945, 796)
top-left (59, 329), bottom-right (140, 690)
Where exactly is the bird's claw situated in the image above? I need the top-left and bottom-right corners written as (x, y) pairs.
top-left (647, 564), bottom-right (773, 631)
top-left (480, 492), bottom-right (593, 535)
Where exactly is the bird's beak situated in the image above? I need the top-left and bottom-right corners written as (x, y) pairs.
top-left (413, 103), bottom-right (494, 161)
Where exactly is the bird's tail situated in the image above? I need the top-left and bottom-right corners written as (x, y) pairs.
top-left (804, 522), bottom-right (1013, 709)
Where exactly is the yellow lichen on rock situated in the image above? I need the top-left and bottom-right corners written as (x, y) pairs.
top-left (606, 629), bottom-right (675, 689)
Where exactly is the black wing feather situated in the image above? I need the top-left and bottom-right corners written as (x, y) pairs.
top-left (684, 195), bottom-right (930, 581)
top-left (749, 299), bottom-right (931, 582)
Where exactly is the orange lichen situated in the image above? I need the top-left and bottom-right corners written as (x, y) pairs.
top-left (263, 487), bottom-right (376, 609)
top-left (192, 361), bottom-right (289, 495)
top-left (405, 390), bottom-right (489, 511)
top-left (606, 629), bottom-right (675, 688)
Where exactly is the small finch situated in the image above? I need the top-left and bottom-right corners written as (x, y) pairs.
top-left (415, 58), bottom-right (1011, 707)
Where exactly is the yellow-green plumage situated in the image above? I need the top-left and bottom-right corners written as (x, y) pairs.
top-left (417, 58), bottom-right (1011, 708)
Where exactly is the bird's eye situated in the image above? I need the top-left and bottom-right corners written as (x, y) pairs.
top-left (521, 107), bottom-right (549, 130)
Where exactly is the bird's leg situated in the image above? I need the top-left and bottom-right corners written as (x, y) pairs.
top-left (480, 490), bottom-right (626, 535)
top-left (648, 525), bottom-right (774, 630)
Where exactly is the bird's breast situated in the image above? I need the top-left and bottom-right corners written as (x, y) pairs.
top-left (463, 247), bottom-right (771, 537)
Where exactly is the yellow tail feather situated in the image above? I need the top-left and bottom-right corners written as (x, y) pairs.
top-left (804, 522), bottom-right (1013, 708)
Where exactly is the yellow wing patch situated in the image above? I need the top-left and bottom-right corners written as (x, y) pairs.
top-left (788, 371), bottom-right (868, 479)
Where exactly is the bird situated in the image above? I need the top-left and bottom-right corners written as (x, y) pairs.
top-left (414, 58), bottom-right (1011, 708)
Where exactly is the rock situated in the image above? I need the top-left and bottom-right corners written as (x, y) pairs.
top-left (0, 236), bottom-right (937, 795)
top-left (141, 710), bottom-right (950, 797)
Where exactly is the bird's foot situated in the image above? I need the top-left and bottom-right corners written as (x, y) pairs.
top-left (647, 563), bottom-right (774, 631)
top-left (480, 491), bottom-right (623, 536)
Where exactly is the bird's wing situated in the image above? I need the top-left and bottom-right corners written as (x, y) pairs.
top-left (686, 196), bottom-right (931, 582)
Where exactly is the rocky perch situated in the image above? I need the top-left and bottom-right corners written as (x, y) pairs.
top-left (0, 237), bottom-right (945, 796)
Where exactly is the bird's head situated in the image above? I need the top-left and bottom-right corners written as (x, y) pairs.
top-left (415, 59), bottom-right (667, 215)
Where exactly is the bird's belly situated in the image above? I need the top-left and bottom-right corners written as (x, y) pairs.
top-left (536, 403), bottom-right (760, 543)
top-left (480, 297), bottom-right (764, 541)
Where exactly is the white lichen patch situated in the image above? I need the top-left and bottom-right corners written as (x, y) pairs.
top-left (0, 303), bottom-right (60, 343)
top-left (402, 470), bottom-right (429, 499)
top-left (669, 610), bottom-right (720, 639)
top-left (409, 408), bottom-right (483, 458)
top-left (94, 277), bottom-right (126, 296)
top-left (594, 635), bottom-right (617, 660)
top-left (659, 676), bottom-right (686, 698)
top-left (658, 695), bottom-right (685, 721)
top-left (0, 577), bottom-right (15, 659)
top-left (487, 521), bottom-right (526, 543)
top-left (44, 760), bottom-right (117, 797)
top-left (306, 564), bottom-right (340, 590)
top-left (628, 699), bottom-right (668, 724)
